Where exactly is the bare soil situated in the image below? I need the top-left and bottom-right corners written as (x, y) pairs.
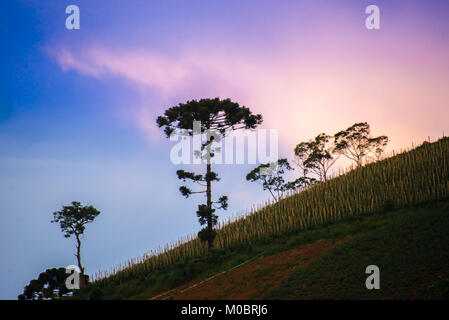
top-left (151, 236), bottom-right (351, 300)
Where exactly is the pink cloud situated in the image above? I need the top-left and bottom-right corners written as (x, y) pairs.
top-left (53, 47), bottom-right (193, 94)
top-left (54, 48), bottom-right (104, 76)
top-left (51, 43), bottom-right (449, 160)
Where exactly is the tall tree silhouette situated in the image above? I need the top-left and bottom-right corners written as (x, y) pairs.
top-left (157, 98), bottom-right (262, 251)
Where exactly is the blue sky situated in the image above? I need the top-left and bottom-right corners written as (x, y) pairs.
top-left (1, 0), bottom-right (449, 299)
top-left (0, 1), bottom-right (275, 298)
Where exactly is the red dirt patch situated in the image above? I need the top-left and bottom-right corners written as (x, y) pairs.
top-left (151, 236), bottom-right (351, 300)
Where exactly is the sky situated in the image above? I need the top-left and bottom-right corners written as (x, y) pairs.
top-left (1, 0), bottom-right (449, 299)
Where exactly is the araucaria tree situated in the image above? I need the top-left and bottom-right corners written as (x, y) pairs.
top-left (294, 133), bottom-right (338, 182)
top-left (246, 158), bottom-right (309, 201)
top-left (157, 98), bottom-right (263, 251)
top-left (51, 201), bottom-right (100, 286)
top-left (334, 122), bottom-right (388, 167)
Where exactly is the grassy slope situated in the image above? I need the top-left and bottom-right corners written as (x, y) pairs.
top-left (264, 201), bottom-right (449, 299)
top-left (152, 201), bottom-right (449, 300)
top-left (74, 138), bottom-right (449, 300)
top-left (82, 200), bottom-right (449, 299)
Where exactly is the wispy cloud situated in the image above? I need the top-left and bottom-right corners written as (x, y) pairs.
top-left (50, 43), bottom-right (449, 154)
top-left (53, 47), bottom-right (193, 93)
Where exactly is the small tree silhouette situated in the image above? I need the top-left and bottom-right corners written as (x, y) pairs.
top-left (51, 201), bottom-right (100, 286)
top-left (334, 122), bottom-right (388, 167)
top-left (246, 158), bottom-right (311, 201)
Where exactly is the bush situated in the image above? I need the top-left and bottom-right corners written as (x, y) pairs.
top-left (428, 273), bottom-right (449, 299)
top-left (89, 288), bottom-right (104, 300)
top-left (382, 199), bottom-right (395, 212)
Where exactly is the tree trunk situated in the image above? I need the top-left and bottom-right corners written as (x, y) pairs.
top-left (206, 162), bottom-right (214, 251)
top-left (206, 135), bottom-right (214, 252)
top-left (75, 234), bottom-right (86, 288)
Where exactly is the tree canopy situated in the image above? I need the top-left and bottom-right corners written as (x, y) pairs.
top-left (294, 133), bottom-right (338, 182)
top-left (156, 98), bottom-right (262, 137)
top-left (246, 158), bottom-right (311, 201)
top-left (18, 268), bottom-right (71, 300)
top-left (334, 122), bottom-right (388, 166)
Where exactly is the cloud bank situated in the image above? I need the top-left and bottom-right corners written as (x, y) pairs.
top-left (51, 42), bottom-right (449, 157)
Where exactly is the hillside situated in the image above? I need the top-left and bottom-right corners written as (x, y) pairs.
top-left (73, 137), bottom-right (449, 300)
top-left (155, 202), bottom-right (449, 299)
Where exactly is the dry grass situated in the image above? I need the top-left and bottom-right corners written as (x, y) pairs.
top-left (91, 137), bottom-right (449, 289)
